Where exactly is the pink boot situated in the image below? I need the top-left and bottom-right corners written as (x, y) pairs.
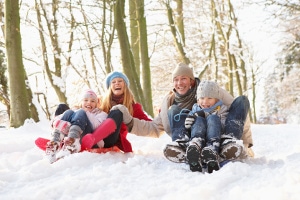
top-left (81, 118), bottom-right (117, 150)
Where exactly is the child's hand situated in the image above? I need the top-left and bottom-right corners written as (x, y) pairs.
top-left (185, 115), bottom-right (195, 129)
top-left (91, 108), bottom-right (101, 115)
top-left (194, 110), bottom-right (205, 118)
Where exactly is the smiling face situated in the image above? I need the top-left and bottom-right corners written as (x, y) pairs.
top-left (81, 97), bottom-right (97, 112)
top-left (173, 75), bottom-right (193, 95)
top-left (110, 77), bottom-right (126, 96)
top-left (197, 97), bottom-right (218, 108)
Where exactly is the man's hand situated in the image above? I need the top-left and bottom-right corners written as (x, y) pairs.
top-left (111, 104), bottom-right (133, 124)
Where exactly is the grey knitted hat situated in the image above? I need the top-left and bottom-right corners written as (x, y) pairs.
top-left (197, 80), bottom-right (220, 100)
top-left (172, 63), bottom-right (195, 81)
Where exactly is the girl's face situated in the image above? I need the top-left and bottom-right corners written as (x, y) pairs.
top-left (197, 97), bottom-right (218, 108)
top-left (173, 75), bottom-right (193, 95)
top-left (81, 98), bottom-right (97, 112)
top-left (110, 78), bottom-right (125, 96)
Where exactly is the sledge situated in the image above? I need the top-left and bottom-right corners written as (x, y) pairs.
top-left (35, 137), bottom-right (122, 154)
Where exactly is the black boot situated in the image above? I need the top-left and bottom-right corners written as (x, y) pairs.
top-left (186, 138), bottom-right (203, 172)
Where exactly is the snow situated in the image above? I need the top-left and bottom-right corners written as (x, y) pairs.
top-left (1, 121), bottom-right (300, 200)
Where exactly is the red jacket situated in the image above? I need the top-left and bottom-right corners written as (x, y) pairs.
top-left (118, 103), bottom-right (152, 152)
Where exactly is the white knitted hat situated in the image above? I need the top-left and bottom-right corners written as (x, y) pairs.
top-left (197, 80), bottom-right (220, 100)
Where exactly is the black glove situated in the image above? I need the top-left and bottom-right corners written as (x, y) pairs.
top-left (194, 110), bottom-right (205, 118)
top-left (185, 114), bottom-right (196, 129)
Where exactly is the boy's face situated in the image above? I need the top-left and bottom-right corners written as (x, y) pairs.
top-left (197, 97), bottom-right (218, 108)
top-left (81, 98), bottom-right (97, 112)
top-left (173, 75), bottom-right (193, 95)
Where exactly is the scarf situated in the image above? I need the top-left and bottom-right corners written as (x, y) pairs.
top-left (111, 94), bottom-right (124, 106)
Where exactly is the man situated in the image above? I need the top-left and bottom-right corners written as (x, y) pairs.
top-left (111, 63), bottom-right (254, 169)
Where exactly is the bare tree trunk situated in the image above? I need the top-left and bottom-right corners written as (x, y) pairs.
top-left (135, 0), bottom-right (153, 116)
top-left (165, 0), bottom-right (190, 64)
top-left (114, 0), bottom-right (145, 107)
top-left (5, 0), bottom-right (31, 127)
top-left (129, 0), bottom-right (140, 77)
top-left (35, 0), bottom-right (67, 103)
top-left (101, 0), bottom-right (115, 74)
top-left (0, 50), bottom-right (10, 119)
top-left (175, 0), bottom-right (185, 45)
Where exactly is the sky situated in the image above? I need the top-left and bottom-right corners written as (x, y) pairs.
top-left (0, 120), bottom-right (300, 200)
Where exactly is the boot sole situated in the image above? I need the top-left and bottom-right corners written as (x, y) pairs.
top-left (163, 144), bottom-right (186, 163)
top-left (207, 160), bottom-right (220, 173)
top-left (186, 144), bottom-right (202, 172)
top-left (220, 143), bottom-right (242, 160)
top-left (201, 148), bottom-right (220, 173)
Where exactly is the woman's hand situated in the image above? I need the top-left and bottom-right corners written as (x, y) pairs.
top-left (110, 104), bottom-right (133, 124)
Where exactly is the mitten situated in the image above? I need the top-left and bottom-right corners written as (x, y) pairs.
top-left (185, 114), bottom-right (196, 129)
top-left (52, 119), bottom-right (71, 135)
top-left (194, 110), bottom-right (205, 118)
top-left (111, 104), bottom-right (133, 124)
top-left (91, 108), bottom-right (102, 115)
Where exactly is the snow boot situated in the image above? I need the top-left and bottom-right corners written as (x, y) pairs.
top-left (186, 138), bottom-right (203, 172)
top-left (163, 136), bottom-right (189, 163)
top-left (220, 135), bottom-right (243, 160)
top-left (81, 118), bottom-right (117, 150)
top-left (56, 125), bottom-right (82, 160)
top-left (201, 146), bottom-right (220, 173)
top-left (45, 129), bottom-right (65, 164)
top-left (45, 140), bottom-right (60, 164)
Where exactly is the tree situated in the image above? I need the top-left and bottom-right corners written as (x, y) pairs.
top-left (0, 50), bottom-right (10, 118)
top-left (5, 0), bottom-right (31, 127)
top-left (113, 0), bottom-right (150, 115)
top-left (134, 0), bottom-right (154, 116)
top-left (165, 0), bottom-right (190, 64)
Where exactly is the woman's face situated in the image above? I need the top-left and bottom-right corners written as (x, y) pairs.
top-left (110, 77), bottom-right (125, 96)
top-left (173, 75), bottom-right (193, 95)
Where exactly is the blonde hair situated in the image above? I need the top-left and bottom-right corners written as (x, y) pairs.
top-left (100, 85), bottom-right (135, 115)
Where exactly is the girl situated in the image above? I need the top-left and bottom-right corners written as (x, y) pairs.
top-left (46, 89), bottom-right (107, 163)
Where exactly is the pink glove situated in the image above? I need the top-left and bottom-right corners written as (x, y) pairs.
top-left (52, 119), bottom-right (71, 135)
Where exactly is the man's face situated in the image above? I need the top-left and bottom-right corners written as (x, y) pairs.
top-left (173, 75), bottom-right (192, 95)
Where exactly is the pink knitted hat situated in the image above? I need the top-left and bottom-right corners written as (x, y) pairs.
top-left (82, 89), bottom-right (98, 101)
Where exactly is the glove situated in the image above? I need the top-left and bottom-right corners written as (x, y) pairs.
top-left (52, 119), bottom-right (71, 135)
top-left (111, 104), bottom-right (133, 124)
top-left (194, 110), bottom-right (205, 118)
top-left (91, 108), bottom-right (102, 115)
top-left (185, 114), bottom-right (195, 129)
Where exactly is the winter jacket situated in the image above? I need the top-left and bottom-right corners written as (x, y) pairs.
top-left (130, 85), bottom-right (254, 157)
top-left (117, 103), bottom-right (152, 152)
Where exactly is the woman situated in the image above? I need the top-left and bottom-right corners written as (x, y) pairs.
top-left (81, 71), bottom-right (152, 152)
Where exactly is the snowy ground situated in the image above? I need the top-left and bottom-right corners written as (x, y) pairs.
top-left (0, 120), bottom-right (300, 200)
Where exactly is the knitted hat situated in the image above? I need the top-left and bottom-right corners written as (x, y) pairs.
top-left (172, 63), bottom-right (195, 81)
top-left (197, 80), bottom-right (220, 100)
top-left (82, 89), bottom-right (98, 101)
top-left (105, 71), bottom-right (130, 89)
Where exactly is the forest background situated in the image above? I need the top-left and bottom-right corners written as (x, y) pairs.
top-left (0, 0), bottom-right (299, 128)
